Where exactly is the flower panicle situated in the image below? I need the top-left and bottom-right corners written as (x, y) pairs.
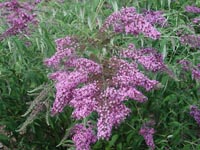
top-left (185, 5), bottom-right (200, 13)
top-left (139, 123), bottom-right (155, 150)
top-left (190, 105), bottom-right (200, 125)
top-left (100, 7), bottom-right (161, 39)
top-left (71, 123), bottom-right (97, 150)
top-left (45, 7), bottom-right (166, 149)
top-left (0, 0), bottom-right (38, 38)
top-left (142, 9), bottom-right (168, 27)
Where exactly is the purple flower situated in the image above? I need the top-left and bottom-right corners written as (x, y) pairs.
top-left (185, 5), bottom-right (200, 13)
top-left (178, 60), bottom-right (200, 82)
top-left (142, 10), bottom-right (168, 27)
top-left (71, 123), bottom-right (97, 150)
top-left (139, 126), bottom-right (155, 150)
top-left (190, 105), bottom-right (200, 125)
top-left (47, 28), bottom-right (163, 141)
top-left (55, 36), bottom-right (79, 51)
top-left (197, 64), bottom-right (200, 69)
top-left (192, 68), bottom-right (200, 81)
top-left (178, 60), bottom-right (192, 71)
top-left (68, 58), bottom-right (102, 74)
top-left (180, 34), bottom-right (200, 48)
top-left (121, 87), bottom-right (148, 103)
top-left (121, 44), bottom-right (169, 73)
top-left (0, 0), bottom-right (37, 39)
top-left (44, 36), bottom-right (78, 68)
top-left (110, 57), bottom-right (159, 91)
top-left (70, 82), bottom-right (99, 119)
top-left (100, 7), bottom-right (161, 39)
top-left (51, 71), bottom-right (88, 115)
top-left (35, 0), bottom-right (42, 4)
top-left (96, 87), bottom-right (131, 139)
top-left (193, 17), bottom-right (200, 24)
top-left (44, 48), bottom-right (76, 68)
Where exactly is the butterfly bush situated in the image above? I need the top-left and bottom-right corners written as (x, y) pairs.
top-left (185, 5), bottom-right (200, 13)
top-left (71, 123), bottom-right (97, 150)
top-left (45, 7), bottom-right (168, 149)
top-left (178, 60), bottom-right (191, 71)
top-left (35, 0), bottom-right (42, 4)
top-left (180, 34), bottom-right (200, 48)
top-left (100, 7), bottom-right (161, 39)
top-left (190, 105), bottom-right (200, 125)
top-left (192, 68), bottom-right (200, 81)
top-left (139, 121), bottom-right (156, 150)
top-left (121, 44), bottom-right (168, 72)
top-left (0, 0), bottom-right (37, 39)
top-left (179, 60), bottom-right (200, 81)
top-left (142, 10), bottom-right (168, 27)
top-left (139, 126), bottom-right (155, 150)
top-left (193, 17), bottom-right (200, 24)
top-left (44, 36), bottom-right (79, 68)
top-left (180, 5), bottom-right (200, 48)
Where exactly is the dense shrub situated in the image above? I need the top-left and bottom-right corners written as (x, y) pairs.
top-left (0, 0), bottom-right (200, 149)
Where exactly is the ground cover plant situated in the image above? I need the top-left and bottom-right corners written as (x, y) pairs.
top-left (0, 0), bottom-right (200, 149)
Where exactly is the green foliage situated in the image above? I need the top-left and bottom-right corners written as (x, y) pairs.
top-left (0, 0), bottom-right (200, 149)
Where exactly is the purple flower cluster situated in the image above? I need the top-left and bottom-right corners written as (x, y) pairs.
top-left (139, 126), bottom-right (155, 150)
top-left (110, 57), bottom-right (159, 91)
top-left (181, 5), bottom-right (200, 48)
top-left (68, 58), bottom-right (102, 74)
top-left (180, 34), bottom-right (200, 48)
top-left (184, 5), bottom-right (200, 26)
top-left (70, 82), bottom-right (99, 119)
top-left (142, 10), bottom-right (168, 27)
top-left (178, 60), bottom-right (191, 71)
top-left (45, 36), bottom-right (101, 117)
top-left (71, 123), bottom-right (97, 150)
top-left (185, 5), bottom-right (200, 13)
top-left (100, 7), bottom-right (161, 39)
top-left (44, 36), bottom-right (78, 68)
top-left (95, 56), bottom-right (160, 139)
top-left (0, 0), bottom-right (37, 39)
top-left (190, 105), bottom-right (200, 126)
top-left (193, 17), bottom-right (200, 24)
top-left (50, 71), bottom-right (89, 115)
top-left (121, 44), bottom-right (168, 72)
top-left (178, 60), bottom-right (200, 81)
top-left (45, 35), bottom-right (163, 143)
top-left (192, 68), bottom-right (200, 81)
top-left (35, 0), bottom-right (42, 4)
top-left (96, 87), bottom-right (131, 139)
top-left (45, 7), bottom-right (166, 149)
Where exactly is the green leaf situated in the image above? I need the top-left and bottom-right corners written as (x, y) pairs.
top-left (108, 134), bottom-right (119, 148)
top-left (0, 134), bottom-right (9, 145)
